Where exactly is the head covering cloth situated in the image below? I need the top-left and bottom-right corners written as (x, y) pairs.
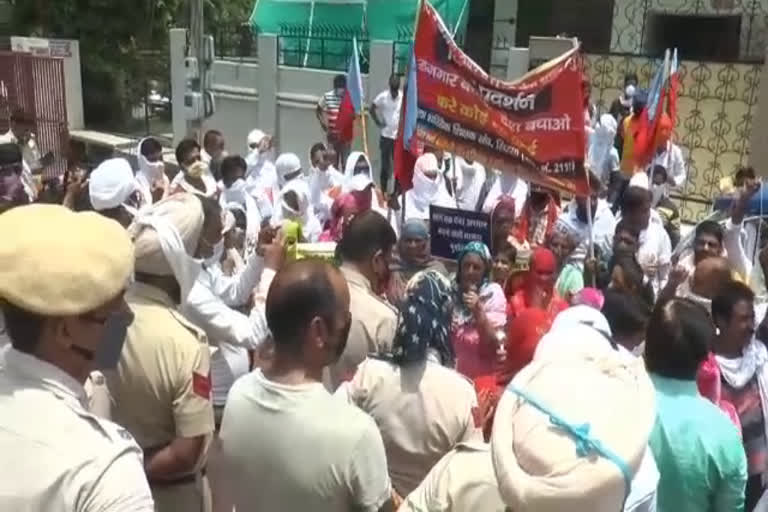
top-left (128, 193), bottom-right (204, 303)
top-left (390, 269), bottom-right (455, 366)
top-left (88, 158), bottom-right (137, 212)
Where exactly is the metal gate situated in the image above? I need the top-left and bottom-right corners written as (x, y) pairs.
top-left (0, 51), bottom-right (69, 179)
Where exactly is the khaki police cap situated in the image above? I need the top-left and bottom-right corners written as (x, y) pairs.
top-left (0, 204), bottom-right (134, 315)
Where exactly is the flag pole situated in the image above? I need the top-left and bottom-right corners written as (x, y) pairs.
top-left (360, 107), bottom-right (370, 157)
top-left (400, 0), bottom-right (424, 226)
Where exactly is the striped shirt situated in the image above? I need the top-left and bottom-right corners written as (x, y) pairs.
top-left (319, 89), bottom-right (343, 135)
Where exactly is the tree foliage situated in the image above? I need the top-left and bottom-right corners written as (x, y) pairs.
top-left (10, 0), bottom-right (252, 129)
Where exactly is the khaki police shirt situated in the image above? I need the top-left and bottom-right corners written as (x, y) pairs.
top-left (326, 265), bottom-right (397, 389)
top-left (0, 347), bottom-right (154, 511)
top-left (336, 356), bottom-right (482, 496)
top-left (106, 282), bottom-right (214, 454)
top-left (398, 442), bottom-right (507, 512)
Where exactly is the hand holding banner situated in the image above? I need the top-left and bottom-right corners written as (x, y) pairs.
top-left (404, 1), bottom-right (589, 196)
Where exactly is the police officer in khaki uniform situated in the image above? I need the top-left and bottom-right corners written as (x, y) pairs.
top-left (105, 193), bottom-right (216, 512)
top-left (329, 211), bottom-right (398, 389)
top-left (397, 441), bottom-right (506, 512)
top-left (336, 270), bottom-right (483, 496)
top-left (0, 203), bottom-right (154, 511)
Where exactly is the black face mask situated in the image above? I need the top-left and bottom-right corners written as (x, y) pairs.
top-left (69, 310), bottom-right (134, 370)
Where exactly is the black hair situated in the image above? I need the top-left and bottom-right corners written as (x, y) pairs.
top-left (333, 74), bottom-right (347, 89)
top-left (1, 300), bottom-right (45, 354)
top-left (712, 280), bottom-right (755, 326)
top-left (0, 143), bottom-right (23, 169)
top-left (492, 238), bottom-right (517, 263)
top-left (608, 253), bottom-right (655, 308)
top-left (203, 129), bottom-right (224, 151)
top-left (140, 137), bottom-right (163, 158)
top-left (175, 138), bottom-right (201, 166)
top-left (220, 155), bottom-right (247, 186)
top-left (283, 190), bottom-right (300, 213)
top-left (614, 218), bottom-right (640, 240)
top-left (231, 208), bottom-right (247, 229)
top-left (310, 142), bottom-right (326, 161)
top-left (197, 195), bottom-right (222, 232)
top-left (695, 220), bottom-right (724, 246)
top-left (266, 260), bottom-right (341, 355)
top-left (652, 165), bottom-right (668, 182)
top-left (734, 166), bottom-right (756, 187)
top-left (645, 298), bottom-right (714, 380)
top-left (620, 185), bottom-right (651, 213)
top-left (602, 289), bottom-right (651, 339)
top-left (338, 210), bottom-right (397, 263)
top-left (624, 72), bottom-right (638, 86)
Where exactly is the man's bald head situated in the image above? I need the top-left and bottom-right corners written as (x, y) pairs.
top-left (691, 256), bottom-right (732, 299)
top-left (266, 260), bottom-right (349, 356)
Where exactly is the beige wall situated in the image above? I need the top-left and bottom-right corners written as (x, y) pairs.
top-left (610, 0), bottom-right (768, 60)
top-left (585, 52), bottom-right (762, 221)
top-left (200, 36), bottom-right (393, 184)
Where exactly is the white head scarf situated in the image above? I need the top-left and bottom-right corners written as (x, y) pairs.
top-left (343, 151), bottom-right (374, 193)
top-left (588, 114), bottom-right (618, 182)
top-left (278, 179), bottom-right (322, 242)
top-left (275, 153), bottom-right (302, 187)
top-left (88, 158), bottom-right (138, 212)
top-left (219, 178), bottom-right (261, 248)
top-left (402, 153), bottom-right (454, 220)
top-left (129, 193), bottom-right (205, 303)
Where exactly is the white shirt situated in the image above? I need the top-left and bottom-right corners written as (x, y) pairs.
top-left (373, 89), bottom-right (403, 140)
top-left (309, 166), bottom-right (344, 224)
top-left (454, 157), bottom-right (486, 211)
top-left (481, 173), bottom-right (529, 217)
top-left (0, 347), bottom-right (154, 511)
top-left (556, 198), bottom-right (618, 269)
top-left (21, 158), bottom-right (37, 202)
top-left (169, 170), bottom-right (218, 198)
top-left (183, 261), bottom-right (273, 407)
top-left (220, 370), bottom-right (392, 512)
top-left (336, 356), bottom-right (482, 496)
top-left (601, 147), bottom-right (620, 184)
top-left (651, 142), bottom-right (686, 191)
top-left (633, 210), bottom-right (672, 295)
top-left (677, 218), bottom-right (753, 290)
top-left (246, 158), bottom-right (280, 211)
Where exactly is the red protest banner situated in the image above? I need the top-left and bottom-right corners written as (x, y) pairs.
top-left (411, 1), bottom-right (589, 195)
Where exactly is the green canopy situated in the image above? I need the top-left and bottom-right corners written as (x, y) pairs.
top-left (250, 0), bottom-right (468, 37)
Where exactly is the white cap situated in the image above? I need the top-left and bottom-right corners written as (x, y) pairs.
top-left (247, 129), bottom-right (266, 147)
top-left (88, 158), bottom-right (137, 211)
top-left (275, 153), bottom-right (302, 180)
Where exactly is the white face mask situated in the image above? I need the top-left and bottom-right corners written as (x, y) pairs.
top-left (625, 84), bottom-right (636, 99)
top-left (140, 157), bottom-right (165, 180)
top-left (245, 148), bottom-right (260, 167)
